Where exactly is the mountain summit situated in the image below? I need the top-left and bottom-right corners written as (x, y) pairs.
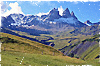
top-left (62, 8), bottom-right (71, 18)
top-left (84, 20), bottom-right (92, 26)
top-left (44, 8), bottom-right (61, 21)
top-left (71, 11), bottom-right (77, 19)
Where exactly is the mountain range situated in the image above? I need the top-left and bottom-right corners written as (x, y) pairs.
top-left (1, 8), bottom-right (100, 34)
top-left (1, 7), bottom-right (100, 61)
top-left (0, 8), bottom-right (85, 31)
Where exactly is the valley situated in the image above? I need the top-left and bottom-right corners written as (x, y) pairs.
top-left (1, 6), bottom-right (100, 66)
top-left (1, 32), bottom-right (100, 66)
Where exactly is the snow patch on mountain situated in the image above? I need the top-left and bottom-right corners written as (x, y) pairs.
top-left (86, 23), bottom-right (91, 26)
top-left (54, 17), bottom-right (78, 24)
top-left (84, 20), bottom-right (93, 26)
top-left (49, 21), bottom-right (56, 24)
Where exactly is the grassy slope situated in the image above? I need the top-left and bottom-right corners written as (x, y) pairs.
top-left (66, 34), bottom-right (100, 61)
top-left (2, 51), bottom-right (87, 66)
top-left (83, 35), bottom-right (100, 60)
top-left (9, 29), bottom-right (92, 49)
top-left (80, 35), bottom-right (100, 60)
top-left (58, 34), bottom-right (100, 66)
top-left (0, 32), bottom-right (63, 56)
top-left (3, 25), bottom-right (98, 50)
top-left (1, 32), bottom-right (88, 66)
top-left (80, 44), bottom-right (99, 60)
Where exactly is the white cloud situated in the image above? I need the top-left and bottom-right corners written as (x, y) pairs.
top-left (73, 1), bottom-right (79, 4)
top-left (1, 1), bottom-right (8, 14)
top-left (30, 1), bottom-right (40, 6)
top-left (36, 12), bottom-right (49, 17)
top-left (1, 2), bottom-right (24, 17)
top-left (57, 1), bottom-right (60, 3)
top-left (58, 6), bottom-right (64, 16)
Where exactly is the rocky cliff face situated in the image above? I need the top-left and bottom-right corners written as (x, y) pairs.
top-left (84, 20), bottom-right (93, 26)
top-left (71, 11), bottom-right (77, 19)
top-left (44, 8), bottom-right (61, 21)
top-left (62, 8), bottom-right (71, 18)
top-left (60, 34), bottom-right (99, 60)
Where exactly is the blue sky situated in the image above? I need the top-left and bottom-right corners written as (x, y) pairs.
top-left (1, 1), bottom-right (100, 23)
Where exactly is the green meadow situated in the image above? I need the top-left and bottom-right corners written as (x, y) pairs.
top-left (0, 32), bottom-right (100, 66)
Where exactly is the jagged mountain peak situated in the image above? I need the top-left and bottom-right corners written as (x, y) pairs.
top-left (84, 20), bottom-right (92, 24)
top-left (49, 8), bottom-right (59, 14)
top-left (71, 11), bottom-right (77, 19)
top-left (84, 20), bottom-right (92, 26)
top-left (71, 11), bottom-right (74, 16)
top-left (65, 8), bottom-right (69, 11)
top-left (1, 7), bottom-right (88, 29)
top-left (86, 20), bottom-right (90, 22)
top-left (62, 8), bottom-right (71, 18)
top-left (52, 8), bottom-right (58, 11)
top-left (44, 8), bottom-right (61, 21)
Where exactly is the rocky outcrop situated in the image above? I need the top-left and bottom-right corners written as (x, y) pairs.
top-left (71, 11), bottom-right (77, 19)
top-left (44, 8), bottom-right (61, 21)
top-left (62, 8), bottom-right (71, 18)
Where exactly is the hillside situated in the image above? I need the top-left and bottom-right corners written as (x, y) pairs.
top-left (1, 32), bottom-right (100, 66)
top-left (1, 26), bottom-right (98, 49)
top-left (0, 32), bottom-right (89, 66)
top-left (0, 32), bottom-right (63, 56)
top-left (60, 34), bottom-right (100, 61)
top-left (1, 27), bottom-right (99, 60)
top-left (2, 51), bottom-right (87, 66)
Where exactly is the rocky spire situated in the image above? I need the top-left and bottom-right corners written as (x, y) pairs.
top-left (84, 20), bottom-right (92, 24)
top-left (62, 8), bottom-right (71, 18)
top-left (44, 8), bottom-right (61, 21)
top-left (49, 8), bottom-right (59, 14)
top-left (71, 11), bottom-right (75, 16)
top-left (84, 20), bottom-right (93, 26)
top-left (71, 11), bottom-right (77, 19)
